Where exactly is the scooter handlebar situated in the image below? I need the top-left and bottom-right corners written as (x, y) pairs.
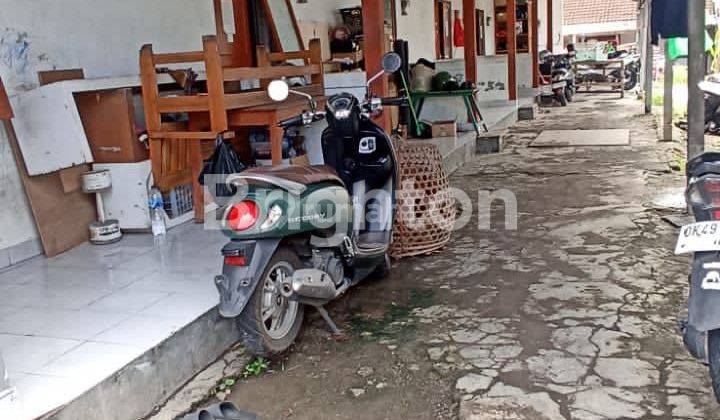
top-left (277, 111), bottom-right (326, 128)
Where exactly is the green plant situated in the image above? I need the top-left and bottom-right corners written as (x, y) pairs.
top-left (215, 377), bottom-right (237, 394)
top-left (242, 357), bottom-right (270, 378)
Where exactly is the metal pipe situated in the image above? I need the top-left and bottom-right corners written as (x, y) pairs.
top-left (663, 38), bottom-right (674, 141)
top-left (644, 1), bottom-right (653, 114)
top-left (688, 0), bottom-right (706, 159)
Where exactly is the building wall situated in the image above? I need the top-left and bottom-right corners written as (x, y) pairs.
top-left (0, 0), bottom-right (218, 260)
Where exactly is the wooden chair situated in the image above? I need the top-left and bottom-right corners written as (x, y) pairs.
top-left (139, 36), bottom-right (325, 221)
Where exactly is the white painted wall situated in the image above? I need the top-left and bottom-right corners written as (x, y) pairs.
top-left (0, 0), bottom-right (218, 254)
top-left (0, 128), bottom-right (36, 252)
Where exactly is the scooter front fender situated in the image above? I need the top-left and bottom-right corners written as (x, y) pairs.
top-left (215, 239), bottom-right (281, 318)
top-left (687, 252), bottom-right (720, 332)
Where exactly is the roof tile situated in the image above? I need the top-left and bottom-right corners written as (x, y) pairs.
top-left (563, 0), bottom-right (638, 26)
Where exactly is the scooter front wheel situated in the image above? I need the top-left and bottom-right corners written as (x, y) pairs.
top-left (708, 329), bottom-right (720, 403)
top-left (236, 247), bottom-right (305, 357)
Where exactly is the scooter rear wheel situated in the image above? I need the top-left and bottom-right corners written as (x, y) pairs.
top-left (236, 248), bottom-right (305, 356)
top-left (708, 329), bottom-right (720, 403)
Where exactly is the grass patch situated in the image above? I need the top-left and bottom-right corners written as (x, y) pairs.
top-left (347, 288), bottom-right (436, 340)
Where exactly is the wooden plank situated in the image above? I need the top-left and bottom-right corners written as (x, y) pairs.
top-left (231, 0), bottom-right (255, 67)
top-left (157, 95), bottom-right (210, 113)
top-left (269, 125), bottom-right (284, 165)
top-left (140, 44), bottom-right (162, 132)
top-left (308, 39), bottom-right (324, 86)
top-left (37, 69), bottom-right (85, 86)
top-left (203, 36), bottom-right (229, 133)
top-left (223, 84), bottom-right (323, 110)
top-left (58, 165), bottom-right (87, 193)
top-left (267, 50), bottom-right (312, 62)
top-left (153, 51), bottom-right (205, 64)
top-left (3, 120), bottom-right (95, 257)
top-left (0, 77), bottom-right (12, 120)
top-left (149, 131), bottom-right (235, 140)
top-left (222, 64), bottom-right (322, 82)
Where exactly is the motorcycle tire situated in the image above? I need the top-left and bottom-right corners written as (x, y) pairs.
top-left (624, 71), bottom-right (638, 91)
top-left (557, 93), bottom-right (568, 107)
top-left (708, 329), bottom-right (720, 403)
top-left (236, 247), bottom-right (305, 357)
top-left (565, 86), bottom-right (574, 102)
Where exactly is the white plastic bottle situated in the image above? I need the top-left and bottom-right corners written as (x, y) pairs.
top-left (148, 188), bottom-right (167, 237)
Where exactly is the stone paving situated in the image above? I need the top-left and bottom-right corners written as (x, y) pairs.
top-left (224, 94), bottom-right (720, 419)
top-left (408, 95), bottom-right (717, 419)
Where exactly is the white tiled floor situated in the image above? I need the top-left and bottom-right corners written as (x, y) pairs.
top-left (0, 222), bottom-right (227, 420)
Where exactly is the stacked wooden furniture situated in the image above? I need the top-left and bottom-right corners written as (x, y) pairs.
top-left (139, 36), bottom-right (325, 221)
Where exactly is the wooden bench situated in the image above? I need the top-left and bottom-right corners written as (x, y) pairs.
top-left (139, 36), bottom-right (325, 221)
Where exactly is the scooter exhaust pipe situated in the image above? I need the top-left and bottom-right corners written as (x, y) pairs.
top-left (283, 268), bottom-right (347, 300)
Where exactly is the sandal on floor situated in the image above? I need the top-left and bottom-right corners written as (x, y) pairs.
top-left (205, 402), bottom-right (258, 420)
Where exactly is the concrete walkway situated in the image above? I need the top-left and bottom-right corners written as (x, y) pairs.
top-left (226, 94), bottom-right (718, 419)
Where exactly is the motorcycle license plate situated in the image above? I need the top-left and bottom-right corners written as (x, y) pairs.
top-left (552, 82), bottom-right (567, 90)
top-left (675, 221), bottom-right (720, 254)
top-left (540, 85), bottom-right (553, 95)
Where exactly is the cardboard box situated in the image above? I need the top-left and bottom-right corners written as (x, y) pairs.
top-left (431, 120), bottom-right (457, 138)
top-left (331, 50), bottom-right (363, 63)
top-left (575, 42), bottom-right (608, 62)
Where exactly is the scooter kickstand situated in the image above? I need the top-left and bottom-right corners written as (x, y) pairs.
top-left (316, 306), bottom-right (347, 341)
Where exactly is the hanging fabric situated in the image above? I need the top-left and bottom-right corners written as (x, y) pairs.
top-left (453, 13), bottom-right (465, 48)
top-left (651, 0), bottom-right (688, 45)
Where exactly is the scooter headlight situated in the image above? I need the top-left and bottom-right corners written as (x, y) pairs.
top-left (260, 204), bottom-right (283, 230)
top-left (334, 109), bottom-right (352, 119)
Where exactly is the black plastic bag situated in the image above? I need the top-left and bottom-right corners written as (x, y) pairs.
top-left (198, 134), bottom-right (245, 199)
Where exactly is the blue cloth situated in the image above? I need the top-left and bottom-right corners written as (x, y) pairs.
top-left (651, 0), bottom-right (689, 45)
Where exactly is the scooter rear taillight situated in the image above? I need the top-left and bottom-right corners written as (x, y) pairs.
top-left (688, 176), bottom-right (720, 220)
top-left (224, 255), bottom-right (247, 266)
top-left (226, 201), bottom-right (259, 231)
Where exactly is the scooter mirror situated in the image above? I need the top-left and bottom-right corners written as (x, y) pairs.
top-left (268, 80), bottom-right (290, 102)
top-left (381, 52), bottom-right (402, 74)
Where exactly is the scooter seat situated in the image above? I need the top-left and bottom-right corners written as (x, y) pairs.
top-left (243, 165), bottom-right (345, 187)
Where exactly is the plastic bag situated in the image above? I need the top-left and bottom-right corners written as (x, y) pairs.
top-left (198, 134), bottom-right (245, 199)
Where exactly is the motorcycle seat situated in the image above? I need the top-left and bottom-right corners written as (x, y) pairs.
top-left (243, 165), bottom-right (345, 187)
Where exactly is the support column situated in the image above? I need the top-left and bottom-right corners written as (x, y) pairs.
top-left (643, 2), bottom-right (653, 114)
top-left (663, 39), bottom-right (674, 141)
top-left (531, 0), bottom-right (539, 88)
top-left (688, 0), bottom-right (706, 158)
top-left (231, 0), bottom-right (255, 67)
top-left (507, 0), bottom-right (517, 101)
top-left (546, 0), bottom-right (553, 51)
top-left (362, 0), bottom-right (390, 130)
top-left (463, 0), bottom-right (478, 83)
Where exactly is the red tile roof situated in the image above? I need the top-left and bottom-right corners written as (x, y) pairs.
top-left (563, 0), bottom-right (638, 26)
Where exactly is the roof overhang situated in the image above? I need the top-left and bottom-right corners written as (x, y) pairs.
top-left (563, 20), bottom-right (637, 36)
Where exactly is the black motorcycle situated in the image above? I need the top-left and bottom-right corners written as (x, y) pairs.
top-left (539, 50), bottom-right (574, 106)
top-left (676, 77), bottom-right (720, 135)
top-left (676, 152), bottom-right (720, 402)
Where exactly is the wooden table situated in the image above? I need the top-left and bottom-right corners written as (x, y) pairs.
top-left (574, 59), bottom-right (626, 98)
top-left (228, 97), bottom-right (324, 165)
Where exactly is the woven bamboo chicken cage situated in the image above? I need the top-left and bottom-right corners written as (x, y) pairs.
top-left (389, 140), bottom-right (456, 259)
